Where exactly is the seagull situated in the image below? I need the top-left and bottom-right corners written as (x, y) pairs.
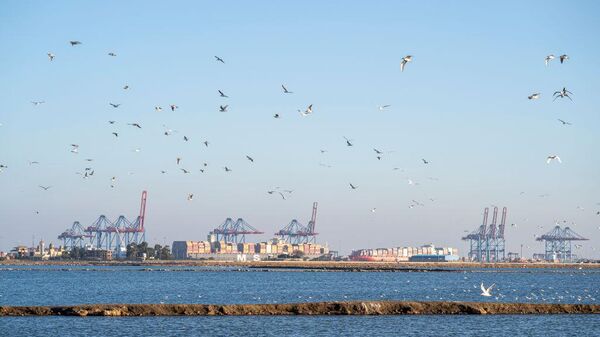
top-left (108, 120), bottom-right (116, 124)
top-left (557, 119), bottom-right (571, 125)
top-left (378, 105), bottom-right (391, 111)
top-left (299, 104), bottom-right (313, 117)
top-left (183, 136), bottom-right (189, 142)
top-left (373, 148), bottom-right (383, 154)
top-left (246, 155), bottom-right (254, 162)
top-left (278, 192), bottom-right (286, 200)
top-left (69, 41), bottom-right (82, 46)
top-left (422, 158), bottom-right (429, 164)
top-left (176, 157), bottom-right (181, 165)
top-left (349, 183), bottom-right (358, 190)
top-left (273, 113), bottom-right (280, 119)
top-left (170, 104), bottom-right (178, 111)
top-left (371, 208), bottom-right (376, 213)
top-left (545, 54), bottom-right (555, 66)
top-left (282, 85), bottom-right (293, 94)
top-left (480, 283), bottom-right (495, 297)
top-left (224, 166), bottom-right (232, 172)
top-left (155, 106), bottom-right (163, 112)
top-left (47, 52), bottom-right (55, 61)
top-left (215, 56), bottom-right (225, 63)
top-left (344, 137), bottom-right (353, 147)
top-left (128, 123), bottom-right (142, 129)
top-left (123, 85), bottom-right (129, 90)
top-left (218, 90), bottom-right (228, 98)
top-left (109, 103), bottom-right (120, 108)
top-left (528, 93), bottom-right (541, 100)
top-left (400, 55), bottom-right (413, 72)
top-left (219, 105), bottom-right (228, 112)
top-left (559, 54), bottom-right (569, 64)
top-left (203, 141), bottom-right (209, 147)
top-left (31, 101), bottom-right (45, 106)
top-left (553, 87), bottom-right (573, 101)
top-left (28, 161), bottom-right (40, 165)
top-left (108, 52), bottom-right (117, 57)
top-left (180, 168), bottom-right (189, 174)
top-left (70, 144), bottom-right (79, 154)
top-left (112, 132), bottom-right (118, 137)
top-left (546, 155), bottom-right (562, 164)
top-left (38, 185), bottom-right (52, 190)
top-left (133, 148), bottom-right (141, 153)
top-left (187, 194), bottom-right (194, 201)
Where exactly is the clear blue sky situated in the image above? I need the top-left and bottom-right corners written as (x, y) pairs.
top-left (1, 0), bottom-right (599, 257)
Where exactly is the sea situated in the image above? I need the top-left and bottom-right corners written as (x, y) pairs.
top-left (1, 265), bottom-right (599, 336)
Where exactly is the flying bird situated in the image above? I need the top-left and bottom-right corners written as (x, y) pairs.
top-left (546, 155), bottom-right (562, 164)
top-left (559, 54), bottom-right (569, 64)
top-left (422, 159), bottom-right (429, 164)
top-left (349, 183), bottom-right (358, 190)
top-left (28, 161), bottom-right (40, 165)
top-left (480, 283), bottom-right (495, 297)
top-left (528, 93), bottom-right (540, 100)
top-left (273, 113), bottom-right (280, 119)
top-left (400, 55), bottom-right (413, 72)
top-left (70, 144), bottom-right (79, 154)
top-left (557, 119), bottom-right (571, 125)
top-left (219, 105), bottom-right (228, 112)
top-left (553, 87), bottom-right (573, 101)
top-left (224, 166), bottom-right (232, 172)
top-left (378, 105), bottom-right (391, 111)
top-left (371, 208), bottom-right (376, 213)
top-left (176, 157), bottom-right (181, 165)
top-left (218, 90), bottom-right (228, 98)
top-left (108, 120), bottom-right (116, 124)
top-left (374, 149), bottom-right (383, 154)
top-left (203, 141), bottom-right (209, 147)
top-left (108, 52), bottom-right (117, 57)
top-left (344, 137), bottom-right (353, 147)
top-left (215, 56), bottom-right (225, 63)
top-left (47, 52), bottom-right (55, 61)
top-left (282, 85), bottom-right (293, 94)
top-left (299, 104), bottom-right (313, 117)
top-left (112, 132), bottom-right (118, 138)
top-left (170, 104), bottom-right (178, 111)
top-left (69, 41), bottom-right (82, 46)
top-left (187, 194), bottom-right (194, 201)
top-left (155, 106), bottom-right (163, 112)
top-left (180, 168), bottom-right (190, 174)
top-left (31, 101), bottom-right (45, 106)
top-left (183, 136), bottom-right (189, 142)
top-left (38, 185), bottom-right (52, 191)
top-left (246, 155), bottom-right (254, 162)
top-left (128, 123), bottom-right (142, 129)
top-left (123, 85), bottom-right (129, 90)
top-left (544, 54), bottom-right (555, 66)
top-left (109, 103), bottom-right (120, 108)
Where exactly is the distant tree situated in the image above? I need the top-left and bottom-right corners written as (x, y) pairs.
top-left (159, 245), bottom-right (172, 260)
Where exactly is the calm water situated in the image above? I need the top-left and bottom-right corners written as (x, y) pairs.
top-left (1, 265), bottom-right (599, 336)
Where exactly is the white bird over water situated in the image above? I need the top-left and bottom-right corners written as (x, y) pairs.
top-left (400, 55), bottom-right (413, 72)
top-left (546, 155), bottom-right (562, 164)
top-left (299, 104), bottom-right (313, 117)
top-left (545, 54), bottom-right (555, 66)
top-left (480, 283), bottom-right (495, 297)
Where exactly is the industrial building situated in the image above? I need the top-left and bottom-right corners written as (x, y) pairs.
top-left (172, 202), bottom-right (329, 260)
top-left (349, 245), bottom-right (458, 262)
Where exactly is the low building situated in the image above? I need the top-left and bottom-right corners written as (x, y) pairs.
top-left (350, 244), bottom-right (458, 262)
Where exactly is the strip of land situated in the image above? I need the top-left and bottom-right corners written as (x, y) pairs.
top-left (1, 301), bottom-right (599, 316)
top-left (1, 260), bottom-right (599, 270)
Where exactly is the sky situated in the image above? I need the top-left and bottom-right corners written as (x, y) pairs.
top-left (0, 0), bottom-right (599, 257)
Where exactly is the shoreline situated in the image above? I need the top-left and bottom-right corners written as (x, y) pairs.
top-left (2, 301), bottom-right (599, 316)
top-left (1, 259), bottom-right (598, 271)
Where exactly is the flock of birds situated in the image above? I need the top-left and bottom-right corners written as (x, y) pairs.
top-left (0, 41), bottom-right (598, 250)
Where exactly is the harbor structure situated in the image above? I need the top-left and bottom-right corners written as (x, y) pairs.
top-left (462, 206), bottom-right (507, 262)
top-left (349, 244), bottom-right (458, 262)
top-left (536, 226), bottom-right (588, 262)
